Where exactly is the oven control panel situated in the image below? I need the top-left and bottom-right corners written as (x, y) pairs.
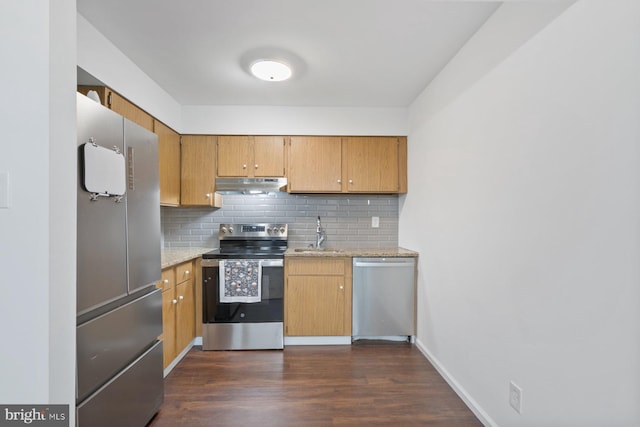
top-left (219, 223), bottom-right (288, 239)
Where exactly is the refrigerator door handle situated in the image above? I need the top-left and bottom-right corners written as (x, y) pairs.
top-left (127, 146), bottom-right (135, 191)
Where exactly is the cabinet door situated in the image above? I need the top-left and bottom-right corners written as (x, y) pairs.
top-left (344, 136), bottom-right (399, 192)
top-left (77, 86), bottom-right (153, 132)
top-left (161, 288), bottom-right (177, 369)
top-left (77, 85), bottom-right (109, 106)
top-left (155, 120), bottom-right (181, 206)
top-left (288, 136), bottom-right (342, 192)
top-left (253, 136), bottom-right (285, 177)
top-left (285, 275), bottom-right (346, 336)
top-left (175, 278), bottom-right (195, 353)
top-left (109, 91), bottom-right (154, 132)
top-left (181, 135), bottom-right (217, 206)
top-left (217, 135), bottom-right (251, 177)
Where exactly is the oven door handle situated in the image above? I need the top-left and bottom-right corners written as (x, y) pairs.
top-left (202, 259), bottom-right (218, 267)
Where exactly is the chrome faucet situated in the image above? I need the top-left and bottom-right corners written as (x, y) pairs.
top-left (315, 216), bottom-right (326, 248)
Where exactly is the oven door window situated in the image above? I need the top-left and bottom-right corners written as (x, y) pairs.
top-left (203, 260), bottom-right (283, 323)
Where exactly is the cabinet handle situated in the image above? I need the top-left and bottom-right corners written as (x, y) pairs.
top-left (349, 180), bottom-right (353, 184)
top-left (339, 285), bottom-right (344, 290)
top-left (243, 164), bottom-right (247, 169)
top-left (255, 164), bottom-right (259, 169)
top-left (337, 179), bottom-right (342, 184)
top-left (179, 295), bottom-right (184, 301)
top-left (172, 299), bottom-right (177, 304)
top-left (163, 279), bottom-right (169, 284)
top-left (206, 193), bottom-right (211, 198)
top-left (185, 270), bottom-right (190, 275)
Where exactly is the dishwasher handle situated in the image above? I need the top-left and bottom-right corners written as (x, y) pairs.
top-left (353, 260), bottom-right (415, 268)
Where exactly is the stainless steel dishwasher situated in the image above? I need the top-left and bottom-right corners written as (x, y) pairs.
top-left (352, 257), bottom-right (416, 341)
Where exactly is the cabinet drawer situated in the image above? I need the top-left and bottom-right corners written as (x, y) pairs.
top-left (287, 258), bottom-right (346, 276)
top-left (176, 261), bottom-right (193, 284)
top-left (160, 269), bottom-right (175, 292)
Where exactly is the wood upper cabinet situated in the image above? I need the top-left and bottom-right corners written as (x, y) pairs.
top-left (109, 91), bottom-right (154, 132)
top-left (217, 136), bottom-right (251, 177)
top-left (343, 136), bottom-right (400, 193)
top-left (285, 257), bottom-right (352, 336)
top-left (288, 136), bottom-right (342, 193)
top-left (155, 120), bottom-right (181, 206)
top-left (77, 85), bottom-right (153, 132)
top-left (288, 136), bottom-right (407, 194)
top-left (254, 136), bottom-right (286, 177)
top-left (181, 135), bottom-right (221, 207)
top-left (217, 135), bottom-right (286, 177)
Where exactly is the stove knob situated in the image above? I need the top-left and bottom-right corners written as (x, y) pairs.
top-left (279, 227), bottom-right (286, 234)
top-left (221, 226), bottom-right (227, 234)
top-left (267, 227), bottom-right (273, 234)
top-left (228, 226), bottom-right (234, 233)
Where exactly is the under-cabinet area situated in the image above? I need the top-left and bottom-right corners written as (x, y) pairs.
top-left (160, 246), bottom-right (418, 371)
top-left (283, 249), bottom-right (417, 344)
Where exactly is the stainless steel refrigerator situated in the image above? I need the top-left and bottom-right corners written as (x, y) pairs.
top-left (75, 93), bottom-right (163, 426)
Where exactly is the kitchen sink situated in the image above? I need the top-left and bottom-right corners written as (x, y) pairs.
top-left (293, 248), bottom-right (344, 254)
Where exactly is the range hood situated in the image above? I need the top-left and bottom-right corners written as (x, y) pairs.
top-left (215, 177), bottom-right (288, 195)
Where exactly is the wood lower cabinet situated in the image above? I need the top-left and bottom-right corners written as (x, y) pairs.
top-left (285, 257), bottom-right (352, 336)
top-left (217, 135), bottom-right (286, 177)
top-left (160, 260), bottom-right (195, 370)
top-left (181, 135), bottom-right (222, 207)
top-left (175, 279), bottom-right (195, 352)
top-left (161, 287), bottom-right (177, 369)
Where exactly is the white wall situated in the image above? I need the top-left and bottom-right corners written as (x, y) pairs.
top-left (77, 14), bottom-right (408, 136)
top-left (49, 0), bottom-right (77, 410)
top-left (77, 14), bottom-right (183, 131)
top-left (401, 1), bottom-right (640, 426)
top-left (0, 0), bottom-right (76, 417)
top-left (182, 105), bottom-right (407, 135)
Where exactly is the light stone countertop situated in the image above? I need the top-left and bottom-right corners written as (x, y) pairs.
top-left (162, 246), bottom-right (418, 268)
top-left (161, 247), bottom-right (215, 269)
top-left (284, 247), bottom-right (418, 258)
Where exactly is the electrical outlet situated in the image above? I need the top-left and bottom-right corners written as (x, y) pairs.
top-left (371, 216), bottom-right (379, 228)
top-left (509, 381), bottom-right (522, 414)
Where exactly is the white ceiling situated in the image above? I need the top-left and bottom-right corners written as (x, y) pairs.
top-left (77, 0), bottom-right (501, 107)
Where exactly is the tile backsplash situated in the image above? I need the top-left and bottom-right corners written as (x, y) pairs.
top-left (161, 193), bottom-right (399, 249)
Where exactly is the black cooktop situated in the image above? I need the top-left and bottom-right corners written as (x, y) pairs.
top-left (203, 223), bottom-right (288, 259)
top-left (202, 248), bottom-right (286, 259)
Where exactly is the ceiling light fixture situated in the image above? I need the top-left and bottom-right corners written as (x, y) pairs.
top-left (250, 60), bottom-right (292, 82)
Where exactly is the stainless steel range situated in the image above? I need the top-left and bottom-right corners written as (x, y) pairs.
top-left (201, 223), bottom-right (287, 350)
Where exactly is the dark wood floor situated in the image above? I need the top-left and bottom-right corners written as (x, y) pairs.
top-left (148, 342), bottom-right (482, 426)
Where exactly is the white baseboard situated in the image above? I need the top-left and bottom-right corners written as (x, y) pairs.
top-left (284, 336), bottom-right (352, 346)
top-left (163, 339), bottom-right (197, 377)
top-left (352, 335), bottom-right (414, 343)
top-left (414, 338), bottom-right (497, 427)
